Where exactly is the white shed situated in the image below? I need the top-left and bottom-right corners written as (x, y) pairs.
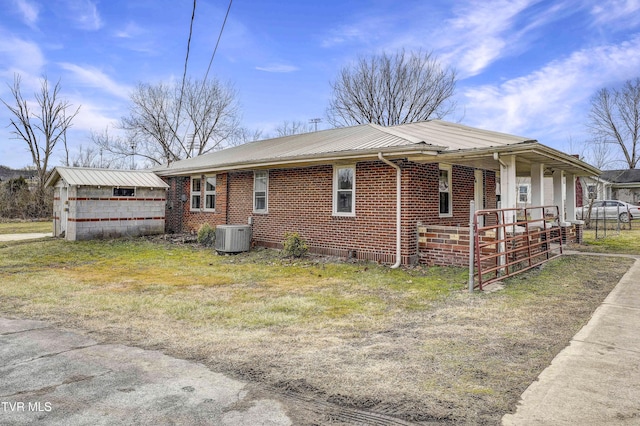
top-left (46, 167), bottom-right (169, 241)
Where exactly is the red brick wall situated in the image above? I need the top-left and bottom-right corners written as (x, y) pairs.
top-left (228, 163), bottom-right (399, 263)
top-left (164, 174), bottom-right (229, 233)
top-left (171, 160), bottom-right (497, 265)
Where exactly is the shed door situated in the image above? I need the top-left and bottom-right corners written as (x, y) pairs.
top-left (60, 186), bottom-right (68, 235)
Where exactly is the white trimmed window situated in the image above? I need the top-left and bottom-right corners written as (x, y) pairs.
top-left (253, 171), bottom-right (268, 213)
top-left (204, 175), bottom-right (216, 210)
top-left (333, 165), bottom-right (355, 216)
top-left (439, 164), bottom-right (452, 216)
top-left (190, 176), bottom-right (202, 210)
top-left (518, 184), bottom-right (530, 203)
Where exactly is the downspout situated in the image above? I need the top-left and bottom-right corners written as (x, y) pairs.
top-left (378, 152), bottom-right (402, 268)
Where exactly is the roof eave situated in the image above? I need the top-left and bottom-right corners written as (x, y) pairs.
top-left (155, 145), bottom-right (443, 176)
top-left (436, 142), bottom-right (601, 176)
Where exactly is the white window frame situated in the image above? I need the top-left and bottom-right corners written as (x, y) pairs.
top-left (190, 176), bottom-right (202, 211)
top-left (517, 184), bottom-right (530, 204)
top-left (253, 170), bottom-right (268, 213)
top-left (204, 175), bottom-right (216, 211)
top-left (439, 164), bottom-right (452, 217)
top-left (333, 165), bottom-right (356, 216)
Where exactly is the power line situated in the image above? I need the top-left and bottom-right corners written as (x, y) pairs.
top-left (202, 0), bottom-right (233, 84)
top-left (175, 0), bottom-right (197, 153)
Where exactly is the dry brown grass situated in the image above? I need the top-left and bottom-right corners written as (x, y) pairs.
top-left (0, 238), bottom-right (632, 424)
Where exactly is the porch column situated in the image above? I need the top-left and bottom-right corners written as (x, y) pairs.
top-left (566, 173), bottom-right (577, 222)
top-left (530, 162), bottom-right (544, 220)
top-left (553, 169), bottom-right (566, 223)
top-left (500, 155), bottom-right (517, 224)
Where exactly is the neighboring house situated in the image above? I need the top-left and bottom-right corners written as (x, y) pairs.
top-left (46, 167), bottom-right (169, 241)
top-left (599, 169), bottom-right (640, 205)
top-left (155, 120), bottom-right (599, 266)
top-left (0, 166), bottom-right (38, 188)
top-left (515, 176), bottom-right (559, 209)
top-left (527, 170), bottom-right (640, 211)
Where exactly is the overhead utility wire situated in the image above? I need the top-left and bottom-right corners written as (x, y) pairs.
top-left (202, 0), bottom-right (233, 84)
top-left (183, 0), bottom-right (233, 153)
top-left (174, 0), bottom-right (197, 159)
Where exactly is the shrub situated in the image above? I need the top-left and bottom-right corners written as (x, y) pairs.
top-left (282, 232), bottom-right (309, 258)
top-left (197, 223), bottom-right (216, 247)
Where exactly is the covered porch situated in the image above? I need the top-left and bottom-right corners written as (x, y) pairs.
top-left (433, 142), bottom-right (601, 224)
top-left (414, 143), bottom-right (600, 269)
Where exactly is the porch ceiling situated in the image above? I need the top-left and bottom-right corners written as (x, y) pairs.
top-left (409, 142), bottom-right (601, 177)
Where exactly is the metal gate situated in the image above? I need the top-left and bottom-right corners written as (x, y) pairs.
top-left (469, 205), bottom-right (563, 291)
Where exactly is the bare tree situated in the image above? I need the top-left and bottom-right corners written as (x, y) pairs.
top-left (275, 120), bottom-right (314, 137)
top-left (327, 49), bottom-right (456, 127)
top-left (230, 127), bottom-right (264, 146)
top-left (588, 78), bottom-right (640, 169)
top-left (90, 127), bottom-right (145, 169)
top-left (1, 74), bottom-right (79, 213)
top-left (102, 77), bottom-right (241, 166)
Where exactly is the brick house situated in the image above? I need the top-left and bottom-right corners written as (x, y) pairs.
top-left (156, 120), bottom-right (599, 266)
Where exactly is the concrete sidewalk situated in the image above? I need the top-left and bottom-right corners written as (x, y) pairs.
top-left (0, 233), bottom-right (52, 242)
top-left (0, 318), bottom-right (292, 425)
top-left (503, 254), bottom-right (640, 425)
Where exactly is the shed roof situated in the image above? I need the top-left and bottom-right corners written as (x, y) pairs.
top-left (45, 167), bottom-right (169, 188)
top-left (152, 120), bottom-right (599, 177)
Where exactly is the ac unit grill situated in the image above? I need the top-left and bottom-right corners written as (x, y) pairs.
top-left (215, 225), bottom-right (252, 253)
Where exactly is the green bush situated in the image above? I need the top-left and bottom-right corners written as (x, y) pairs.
top-left (197, 223), bottom-right (216, 247)
top-left (282, 232), bottom-right (309, 258)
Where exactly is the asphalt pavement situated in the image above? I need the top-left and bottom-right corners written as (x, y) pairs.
top-left (0, 318), bottom-right (292, 425)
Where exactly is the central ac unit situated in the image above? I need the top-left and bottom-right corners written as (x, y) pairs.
top-left (215, 224), bottom-right (252, 253)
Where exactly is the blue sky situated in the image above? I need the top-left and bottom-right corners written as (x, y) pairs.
top-left (1, 0), bottom-right (640, 169)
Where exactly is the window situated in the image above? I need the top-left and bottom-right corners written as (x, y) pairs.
top-left (204, 176), bottom-right (216, 210)
top-left (333, 165), bottom-right (355, 215)
top-left (113, 187), bottom-right (135, 197)
top-left (439, 165), bottom-right (452, 216)
top-left (190, 176), bottom-right (201, 210)
top-left (518, 184), bottom-right (530, 203)
top-left (587, 185), bottom-right (597, 200)
top-left (253, 171), bottom-right (268, 213)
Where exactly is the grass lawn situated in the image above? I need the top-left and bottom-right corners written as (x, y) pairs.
top-left (576, 228), bottom-right (640, 255)
top-left (0, 237), bottom-right (633, 424)
top-left (0, 220), bottom-right (52, 235)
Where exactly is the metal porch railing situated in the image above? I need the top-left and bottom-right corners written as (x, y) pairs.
top-left (470, 205), bottom-right (563, 291)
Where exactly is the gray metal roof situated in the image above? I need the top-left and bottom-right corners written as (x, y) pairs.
top-left (600, 169), bottom-right (640, 184)
top-left (156, 120), bottom-right (532, 175)
top-left (46, 167), bottom-right (169, 188)
top-left (153, 120), bottom-right (599, 177)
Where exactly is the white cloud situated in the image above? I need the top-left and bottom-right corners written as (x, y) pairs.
top-left (58, 63), bottom-right (131, 99)
top-left (255, 64), bottom-right (299, 73)
top-left (0, 34), bottom-right (45, 84)
top-left (114, 21), bottom-right (144, 39)
top-left (462, 35), bottom-right (640, 140)
top-left (590, 0), bottom-right (640, 27)
top-left (436, 0), bottom-right (542, 77)
top-left (63, 0), bottom-right (103, 31)
top-left (12, 0), bottom-right (39, 28)
top-left (68, 101), bottom-right (119, 132)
